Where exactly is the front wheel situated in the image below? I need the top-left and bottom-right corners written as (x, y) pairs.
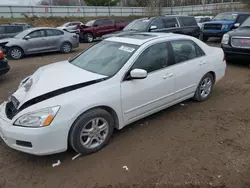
top-left (69, 109), bottom-right (115, 155)
top-left (84, 33), bottom-right (94, 43)
top-left (193, 73), bottom-right (214, 102)
top-left (201, 34), bottom-right (209, 42)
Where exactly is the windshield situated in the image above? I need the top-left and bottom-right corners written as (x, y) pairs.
top-left (14, 29), bottom-right (31, 39)
top-left (241, 17), bottom-right (250, 27)
top-left (124, 19), bottom-right (150, 31)
top-left (85, 20), bottom-right (95, 27)
top-left (70, 41), bottom-right (139, 77)
top-left (213, 13), bottom-right (238, 21)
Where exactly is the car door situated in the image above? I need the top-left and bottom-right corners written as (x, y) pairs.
top-left (24, 29), bottom-right (48, 54)
top-left (121, 42), bottom-right (175, 123)
top-left (93, 20), bottom-right (106, 37)
top-left (160, 17), bottom-right (180, 33)
top-left (169, 39), bottom-right (206, 99)
top-left (103, 19), bottom-right (116, 34)
top-left (45, 29), bottom-right (64, 51)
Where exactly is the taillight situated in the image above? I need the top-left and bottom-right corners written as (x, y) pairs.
top-left (0, 51), bottom-right (5, 59)
top-left (223, 55), bottom-right (226, 62)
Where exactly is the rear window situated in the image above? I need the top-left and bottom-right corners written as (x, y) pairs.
top-left (179, 17), bottom-right (197, 26)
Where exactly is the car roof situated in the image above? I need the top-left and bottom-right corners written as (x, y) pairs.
top-left (105, 32), bottom-right (194, 46)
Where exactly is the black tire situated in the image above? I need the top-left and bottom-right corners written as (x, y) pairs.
top-left (201, 34), bottom-right (209, 42)
top-left (60, 42), bottom-right (72, 53)
top-left (69, 108), bottom-right (115, 155)
top-left (8, 47), bottom-right (24, 60)
top-left (84, 33), bottom-right (94, 43)
top-left (193, 73), bottom-right (214, 102)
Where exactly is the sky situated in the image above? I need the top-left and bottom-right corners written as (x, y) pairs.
top-left (0, 0), bottom-right (40, 5)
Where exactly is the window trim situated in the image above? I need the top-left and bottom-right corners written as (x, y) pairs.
top-left (169, 39), bottom-right (206, 66)
top-left (149, 18), bottom-right (165, 30)
top-left (122, 41), bottom-right (174, 82)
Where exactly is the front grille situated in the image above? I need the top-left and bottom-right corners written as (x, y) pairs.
top-left (231, 37), bottom-right (250, 49)
top-left (204, 23), bottom-right (222, 30)
top-left (5, 96), bottom-right (19, 119)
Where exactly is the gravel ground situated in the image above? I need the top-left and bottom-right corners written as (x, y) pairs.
top-left (0, 41), bottom-right (250, 188)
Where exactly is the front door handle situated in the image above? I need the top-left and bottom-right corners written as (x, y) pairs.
top-left (163, 73), bottom-right (174, 79)
top-left (199, 60), bottom-right (206, 66)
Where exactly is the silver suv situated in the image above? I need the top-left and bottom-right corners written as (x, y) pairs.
top-left (0, 23), bottom-right (33, 39)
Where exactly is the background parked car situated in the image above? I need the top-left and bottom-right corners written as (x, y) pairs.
top-left (79, 18), bottom-right (128, 42)
top-left (0, 27), bottom-right (79, 60)
top-left (221, 16), bottom-right (250, 62)
top-left (57, 21), bottom-right (83, 31)
top-left (102, 16), bottom-right (201, 39)
top-left (201, 12), bottom-right (250, 41)
top-left (195, 16), bottom-right (213, 28)
top-left (0, 51), bottom-right (10, 76)
top-left (0, 23), bottom-right (33, 40)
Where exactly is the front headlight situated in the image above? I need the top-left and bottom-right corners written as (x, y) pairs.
top-left (222, 24), bottom-right (229, 30)
top-left (222, 34), bottom-right (230, 44)
top-left (14, 106), bottom-right (60, 128)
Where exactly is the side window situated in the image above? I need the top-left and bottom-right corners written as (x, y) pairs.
top-left (0, 26), bottom-right (4, 34)
top-left (103, 19), bottom-right (113, 25)
top-left (46, 29), bottom-right (63, 36)
top-left (164, 18), bottom-right (179, 28)
top-left (170, 40), bottom-right (204, 63)
top-left (179, 17), bottom-right (197, 26)
top-left (236, 15), bottom-right (250, 24)
top-left (28, 30), bottom-right (46, 38)
top-left (5, 26), bottom-right (23, 33)
top-left (131, 42), bottom-right (169, 73)
top-left (95, 20), bottom-right (103, 26)
top-left (150, 19), bottom-right (164, 29)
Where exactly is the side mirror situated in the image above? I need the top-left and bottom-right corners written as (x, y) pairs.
top-left (24, 36), bottom-right (30, 40)
top-left (234, 23), bottom-right (240, 28)
top-left (130, 69), bottom-right (147, 79)
top-left (149, 25), bottom-right (157, 31)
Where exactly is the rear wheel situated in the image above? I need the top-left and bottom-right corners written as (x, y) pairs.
top-left (69, 108), bottom-right (115, 155)
top-left (8, 47), bottom-right (24, 60)
top-left (193, 73), bottom-right (214, 102)
top-left (60, 42), bottom-right (72, 53)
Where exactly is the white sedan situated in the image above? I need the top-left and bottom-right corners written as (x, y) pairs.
top-left (0, 33), bottom-right (226, 155)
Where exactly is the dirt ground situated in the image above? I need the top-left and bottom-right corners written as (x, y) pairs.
top-left (0, 41), bottom-right (250, 188)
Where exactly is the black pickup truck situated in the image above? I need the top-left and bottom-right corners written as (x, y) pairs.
top-left (102, 16), bottom-right (200, 39)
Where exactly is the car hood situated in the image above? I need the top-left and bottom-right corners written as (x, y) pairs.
top-left (204, 20), bottom-right (234, 25)
top-left (102, 30), bottom-right (138, 39)
top-left (228, 27), bottom-right (250, 37)
top-left (13, 61), bottom-right (107, 109)
top-left (0, 38), bottom-right (16, 44)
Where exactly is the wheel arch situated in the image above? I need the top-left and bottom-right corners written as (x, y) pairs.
top-left (7, 45), bottom-right (25, 54)
top-left (207, 71), bottom-right (216, 83)
top-left (67, 105), bottom-right (120, 148)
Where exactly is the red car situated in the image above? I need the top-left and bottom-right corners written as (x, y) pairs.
top-left (79, 19), bottom-right (128, 42)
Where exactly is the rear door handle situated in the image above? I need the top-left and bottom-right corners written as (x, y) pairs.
top-left (163, 73), bottom-right (174, 79)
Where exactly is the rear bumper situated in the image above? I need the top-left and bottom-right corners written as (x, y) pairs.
top-left (0, 65), bottom-right (10, 76)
